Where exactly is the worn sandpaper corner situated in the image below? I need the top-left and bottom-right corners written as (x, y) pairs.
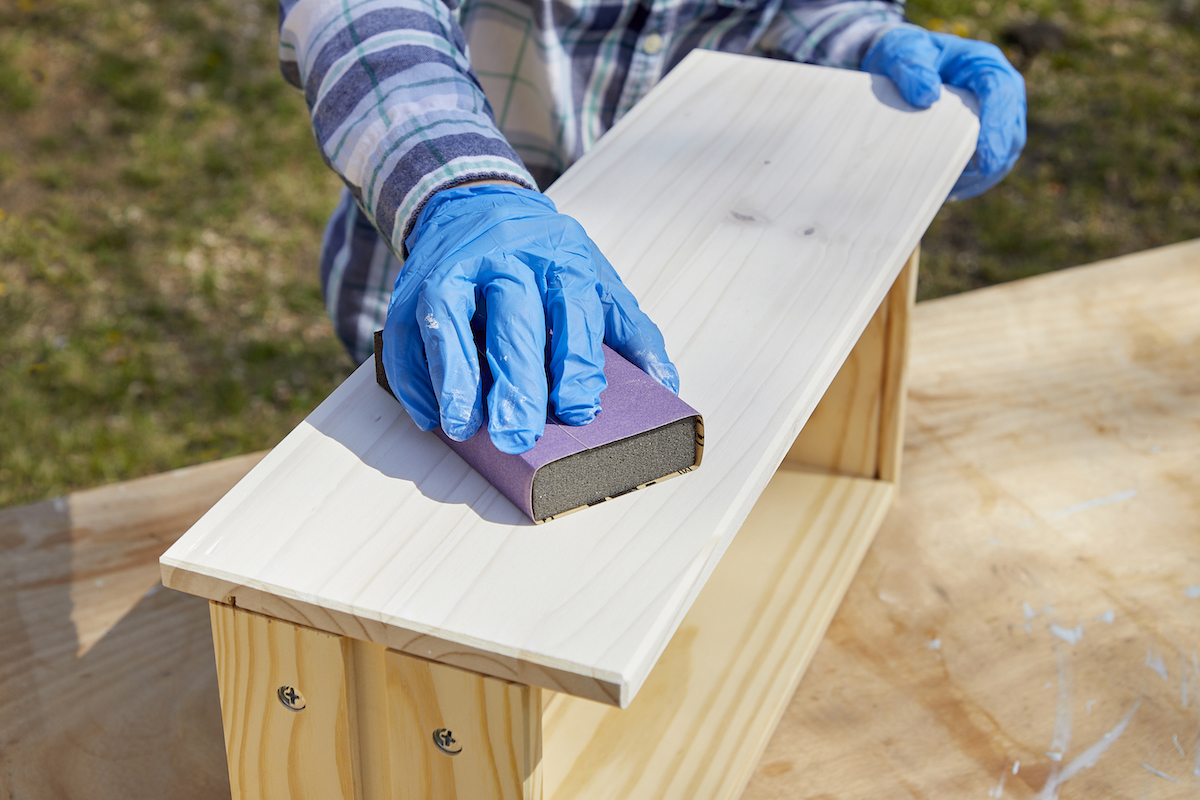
top-left (373, 331), bottom-right (704, 523)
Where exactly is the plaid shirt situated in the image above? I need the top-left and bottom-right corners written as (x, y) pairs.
top-left (279, 0), bottom-right (906, 362)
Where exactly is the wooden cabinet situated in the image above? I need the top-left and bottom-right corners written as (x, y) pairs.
top-left (162, 50), bottom-right (978, 799)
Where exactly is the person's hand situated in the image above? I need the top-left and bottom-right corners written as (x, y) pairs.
top-left (862, 25), bottom-right (1026, 200)
top-left (381, 184), bottom-right (679, 454)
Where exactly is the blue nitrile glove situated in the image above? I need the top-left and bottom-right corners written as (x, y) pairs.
top-left (382, 184), bottom-right (679, 455)
top-left (862, 25), bottom-right (1026, 200)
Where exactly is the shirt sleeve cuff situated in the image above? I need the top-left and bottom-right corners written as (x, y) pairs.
top-left (395, 160), bottom-right (539, 257)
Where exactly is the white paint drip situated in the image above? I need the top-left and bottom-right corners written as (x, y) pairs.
top-left (1046, 489), bottom-right (1137, 518)
top-left (1037, 699), bottom-right (1141, 800)
top-left (1040, 647), bottom-right (1074, 793)
top-left (1145, 648), bottom-right (1169, 681)
top-left (1094, 609), bottom-right (1115, 624)
top-left (1051, 624), bottom-right (1084, 645)
top-left (1185, 584), bottom-right (1200, 599)
top-left (1193, 650), bottom-right (1199, 676)
top-left (927, 638), bottom-right (942, 650)
top-left (1086, 700), bottom-right (1096, 714)
top-left (1139, 763), bottom-right (1179, 783)
top-left (423, 312), bottom-right (439, 330)
top-left (1172, 734), bottom-right (1185, 757)
top-left (1023, 602), bottom-right (1057, 633)
top-left (988, 771), bottom-right (1007, 798)
top-left (1194, 734), bottom-right (1200, 777)
top-left (1013, 760), bottom-right (1020, 774)
top-left (1182, 672), bottom-right (1188, 709)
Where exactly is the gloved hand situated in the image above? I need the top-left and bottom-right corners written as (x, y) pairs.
top-left (382, 184), bottom-right (679, 455)
top-left (862, 25), bottom-right (1026, 200)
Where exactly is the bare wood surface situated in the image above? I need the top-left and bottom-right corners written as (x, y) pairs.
top-left (349, 634), bottom-right (543, 800)
top-left (210, 602), bottom-right (542, 800)
top-left (0, 453), bottom-right (262, 800)
top-left (876, 244), bottom-right (919, 484)
top-left (211, 602), bottom-right (358, 800)
top-left (743, 238), bottom-right (1200, 799)
top-left (543, 469), bottom-right (895, 800)
top-left (784, 247), bottom-right (918, 480)
top-left (210, 604), bottom-right (540, 796)
top-left (160, 51), bottom-right (978, 709)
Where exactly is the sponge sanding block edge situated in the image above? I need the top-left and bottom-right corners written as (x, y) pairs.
top-left (373, 331), bottom-right (704, 523)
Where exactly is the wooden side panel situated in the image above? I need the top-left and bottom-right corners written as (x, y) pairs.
top-left (783, 247), bottom-right (918, 482)
top-left (210, 602), bottom-right (359, 800)
top-left (210, 602), bottom-right (540, 800)
top-left (350, 640), bottom-right (543, 800)
top-left (542, 469), bottom-right (895, 800)
top-left (743, 238), bottom-right (1200, 800)
top-left (781, 298), bottom-right (886, 477)
top-left (876, 245), bottom-right (918, 484)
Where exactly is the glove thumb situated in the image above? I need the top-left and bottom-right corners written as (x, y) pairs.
top-left (862, 26), bottom-right (943, 109)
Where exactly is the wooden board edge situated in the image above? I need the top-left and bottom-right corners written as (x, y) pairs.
top-left (163, 567), bottom-right (626, 707)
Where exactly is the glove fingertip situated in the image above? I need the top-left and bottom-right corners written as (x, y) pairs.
top-left (901, 69), bottom-right (942, 108)
top-left (442, 406), bottom-right (484, 442)
top-left (631, 349), bottom-right (680, 395)
top-left (490, 428), bottom-right (540, 455)
top-left (556, 405), bottom-right (599, 426)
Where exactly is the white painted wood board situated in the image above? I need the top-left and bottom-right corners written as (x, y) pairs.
top-left (161, 51), bottom-right (979, 707)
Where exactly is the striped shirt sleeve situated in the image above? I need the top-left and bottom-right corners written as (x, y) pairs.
top-left (279, 0), bottom-right (538, 256)
top-left (755, 0), bottom-right (907, 69)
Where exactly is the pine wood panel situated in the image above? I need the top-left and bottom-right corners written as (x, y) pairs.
top-left (543, 468), bottom-right (895, 800)
top-left (742, 238), bottom-right (1200, 799)
top-left (784, 247), bottom-right (917, 481)
top-left (781, 297), bottom-right (886, 477)
top-left (351, 638), bottom-right (542, 800)
top-left (210, 603), bottom-right (542, 800)
top-left (876, 245), bottom-right (919, 484)
top-left (210, 602), bottom-right (358, 800)
top-left (161, 50), bottom-right (980, 707)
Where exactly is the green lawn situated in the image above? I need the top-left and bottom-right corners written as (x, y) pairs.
top-left (1, 0), bottom-right (1197, 507)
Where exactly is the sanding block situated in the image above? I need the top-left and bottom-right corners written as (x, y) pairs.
top-left (373, 331), bottom-right (703, 522)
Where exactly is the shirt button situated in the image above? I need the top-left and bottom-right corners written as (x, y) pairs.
top-left (642, 32), bottom-right (664, 55)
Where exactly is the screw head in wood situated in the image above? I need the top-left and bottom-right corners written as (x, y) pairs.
top-left (277, 685), bottom-right (306, 711)
top-left (432, 728), bottom-right (462, 756)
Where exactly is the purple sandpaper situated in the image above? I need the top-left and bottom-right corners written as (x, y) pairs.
top-left (373, 333), bottom-right (702, 522)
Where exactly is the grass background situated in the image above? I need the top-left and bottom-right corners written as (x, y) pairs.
top-left (1, 0), bottom-right (1198, 508)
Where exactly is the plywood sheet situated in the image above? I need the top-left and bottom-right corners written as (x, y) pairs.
top-left (742, 239), bottom-right (1200, 798)
top-left (160, 50), bottom-right (980, 707)
top-left (0, 454), bottom-right (263, 800)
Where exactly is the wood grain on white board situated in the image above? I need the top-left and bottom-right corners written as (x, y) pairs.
top-left (161, 50), bottom-right (979, 707)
